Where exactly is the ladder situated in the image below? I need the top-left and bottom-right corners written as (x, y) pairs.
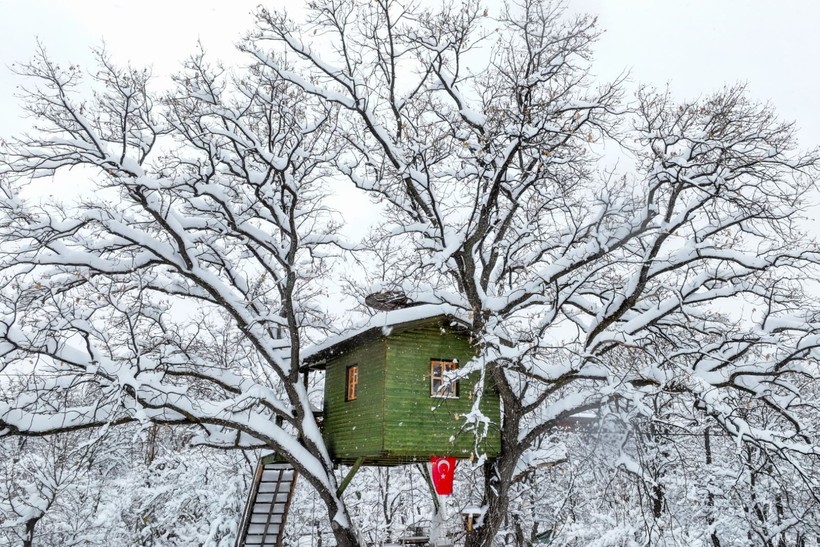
top-left (235, 458), bottom-right (298, 547)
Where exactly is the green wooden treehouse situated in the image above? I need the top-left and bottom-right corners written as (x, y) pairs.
top-left (236, 302), bottom-right (501, 546)
top-left (306, 305), bottom-right (501, 465)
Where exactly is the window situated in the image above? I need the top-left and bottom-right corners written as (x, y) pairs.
top-left (431, 359), bottom-right (459, 398)
top-left (345, 365), bottom-right (358, 401)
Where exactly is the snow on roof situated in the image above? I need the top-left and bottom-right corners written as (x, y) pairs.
top-left (302, 303), bottom-right (468, 364)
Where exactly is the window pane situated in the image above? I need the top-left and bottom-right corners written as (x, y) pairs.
top-left (430, 359), bottom-right (458, 398)
top-left (346, 365), bottom-right (358, 401)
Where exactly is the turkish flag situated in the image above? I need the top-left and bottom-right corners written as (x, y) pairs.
top-left (430, 456), bottom-right (457, 495)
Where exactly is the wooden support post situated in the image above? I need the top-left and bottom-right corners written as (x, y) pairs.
top-left (336, 456), bottom-right (365, 497)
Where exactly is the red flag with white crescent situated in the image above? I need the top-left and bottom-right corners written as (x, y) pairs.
top-left (430, 456), bottom-right (457, 495)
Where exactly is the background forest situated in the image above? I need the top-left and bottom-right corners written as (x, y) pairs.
top-left (3, 416), bottom-right (818, 546)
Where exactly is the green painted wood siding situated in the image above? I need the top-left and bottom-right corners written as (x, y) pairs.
top-left (383, 322), bottom-right (500, 460)
top-left (321, 318), bottom-right (501, 464)
top-left (322, 338), bottom-right (387, 460)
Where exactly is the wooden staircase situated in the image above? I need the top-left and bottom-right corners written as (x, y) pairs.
top-left (235, 457), bottom-right (298, 547)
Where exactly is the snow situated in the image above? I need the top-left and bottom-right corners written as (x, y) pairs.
top-left (2, 2), bottom-right (820, 545)
top-left (302, 303), bottom-right (467, 362)
top-left (459, 108), bottom-right (486, 127)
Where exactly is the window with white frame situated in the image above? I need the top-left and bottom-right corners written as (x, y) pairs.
top-left (430, 359), bottom-right (459, 398)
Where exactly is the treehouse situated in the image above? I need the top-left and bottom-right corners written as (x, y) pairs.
top-left (303, 303), bottom-right (501, 466)
top-left (236, 303), bottom-right (501, 547)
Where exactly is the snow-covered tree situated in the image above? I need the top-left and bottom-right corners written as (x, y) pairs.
top-left (0, 425), bottom-right (252, 547)
top-left (2, 1), bottom-right (820, 546)
top-left (0, 42), bottom-right (364, 546)
top-left (251, 0), bottom-right (820, 544)
top-left (0, 432), bottom-right (108, 547)
top-left (99, 441), bottom-right (251, 547)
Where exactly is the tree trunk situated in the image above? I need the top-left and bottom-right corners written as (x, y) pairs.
top-left (465, 385), bottom-right (521, 547)
top-left (307, 480), bottom-right (362, 547)
top-left (464, 458), bottom-right (515, 547)
top-left (22, 515), bottom-right (40, 547)
top-left (704, 427), bottom-right (721, 547)
top-left (329, 520), bottom-right (361, 547)
top-left (309, 472), bottom-right (361, 547)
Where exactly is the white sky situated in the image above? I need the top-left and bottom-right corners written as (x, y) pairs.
top-left (1, 0), bottom-right (819, 218)
top-left (2, 1), bottom-right (819, 141)
top-left (579, 0), bottom-right (820, 141)
top-left (0, 0), bottom-right (817, 323)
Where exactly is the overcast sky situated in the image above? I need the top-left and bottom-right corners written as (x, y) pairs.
top-left (0, 0), bottom-right (817, 316)
top-left (1, 0), bottom-right (818, 165)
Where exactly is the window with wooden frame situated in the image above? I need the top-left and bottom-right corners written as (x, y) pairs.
top-left (430, 359), bottom-right (459, 398)
top-left (345, 365), bottom-right (358, 401)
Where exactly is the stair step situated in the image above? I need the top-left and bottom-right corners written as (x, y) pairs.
top-left (236, 461), bottom-right (298, 547)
